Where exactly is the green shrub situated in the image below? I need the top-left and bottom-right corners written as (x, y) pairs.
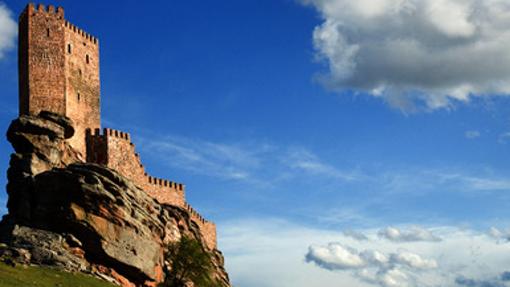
top-left (159, 236), bottom-right (221, 287)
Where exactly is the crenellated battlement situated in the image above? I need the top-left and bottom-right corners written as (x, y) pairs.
top-left (147, 175), bottom-right (184, 192)
top-left (22, 3), bottom-right (97, 44)
top-left (64, 20), bottom-right (98, 45)
top-left (185, 203), bottom-right (209, 224)
top-left (21, 3), bottom-right (64, 19)
top-left (95, 128), bottom-right (131, 141)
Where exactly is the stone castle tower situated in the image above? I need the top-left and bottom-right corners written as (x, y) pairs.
top-left (18, 3), bottom-right (100, 156)
top-left (17, 3), bottom-right (217, 250)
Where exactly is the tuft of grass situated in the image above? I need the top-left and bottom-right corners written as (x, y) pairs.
top-left (0, 262), bottom-right (116, 287)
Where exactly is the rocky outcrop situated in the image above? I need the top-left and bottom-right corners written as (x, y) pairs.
top-left (0, 112), bottom-right (230, 287)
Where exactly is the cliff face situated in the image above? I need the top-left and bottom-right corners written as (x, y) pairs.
top-left (0, 113), bottom-right (230, 287)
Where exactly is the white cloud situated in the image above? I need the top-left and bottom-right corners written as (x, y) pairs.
top-left (283, 147), bottom-right (361, 181)
top-left (220, 219), bottom-right (510, 287)
top-left (344, 230), bottom-right (370, 241)
top-left (0, 3), bottom-right (16, 59)
top-left (455, 272), bottom-right (510, 287)
top-left (498, 132), bottom-right (510, 144)
top-left (389, 251), bottom-right (438, 269)
top-left (380, 168), bottom-right (510, 195)
top-left (488, 227), bottom-right (510, 242)
top-left (301, 0), bottom-right (510, 112)
top-left (306, 243), bottom-right (366, 269)
top-left (306, 242), bottom-right (438, 287)
top-left (465, 130), bottom-right (481, 139)
top-left (378, 226), bottom-right (442, 242)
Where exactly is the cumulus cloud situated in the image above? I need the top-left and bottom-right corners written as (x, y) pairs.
top-left (301, 0), bottom-right (510, 111)
top-left (0, 3), bottom-right (16, 59)
top-left (306, 243), bottom-right (366, 270)
top-left (378, 226), bottom-right (441, 242)
top-left (306, 242), bottom-right (437, 287)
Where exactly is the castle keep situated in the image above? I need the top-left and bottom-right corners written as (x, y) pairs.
top-left (18, 3), bottom-right (217, 250)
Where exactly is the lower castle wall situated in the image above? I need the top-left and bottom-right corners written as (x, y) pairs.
top-left (185, 203), bottom-right (217, 250)
top-left (202, 222), bottom-right (217, 251)
top-left (86, 128), bottom-right (216, 249)
top-left (86, 128), bottom-right (186, 207)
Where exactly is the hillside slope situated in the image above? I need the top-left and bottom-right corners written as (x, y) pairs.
top-left (0, 262), bottom-right (116, 287)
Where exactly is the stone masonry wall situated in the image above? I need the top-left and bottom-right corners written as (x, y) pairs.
top-left (185, 203), bottom-right (217, 250)
top-left (18, 3), bottom-right (100, 157)
top-left (64, 19), bottom-right (100, 157)
top-left (86, 128), bottom-right (186, 207)
top-left (18, 4), bottom-right (66, 116)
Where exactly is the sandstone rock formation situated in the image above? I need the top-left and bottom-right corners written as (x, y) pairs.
top-left (0, 112), bottom-right (230, 287)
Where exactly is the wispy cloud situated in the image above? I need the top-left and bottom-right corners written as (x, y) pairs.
top-left (139, 135), bottom-right (267, 181)
top-left (136, 133), bottom-right (361, 186)
top-left (498, 132), bottom-right (510, 144)
top-left (343, 230), bottom-right (369, 241)
top-left (283, 147), bottom-right (362, 181)
top-left (380, 168), bottom-right (510, 195)
top-left (465, 130), bottom-right (481, 139)
top-left (0, 3), bottom-right (16, 59)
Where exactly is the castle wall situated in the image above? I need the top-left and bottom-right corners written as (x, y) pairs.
top-left (185, 203), bottom-right (217, 250)
top-left (64, 20), bottom-right (100, 157)
top-left (86, 128), bottom-right (186, 207)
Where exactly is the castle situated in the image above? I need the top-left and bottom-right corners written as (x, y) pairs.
top-left (17, 3), bottom-right (217, 250)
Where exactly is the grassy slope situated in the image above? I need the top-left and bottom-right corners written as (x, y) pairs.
top-left (0, 262), bottom-right (116, 287)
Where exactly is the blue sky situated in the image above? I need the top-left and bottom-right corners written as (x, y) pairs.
top-left (2, 1), bottom-right (510, 286)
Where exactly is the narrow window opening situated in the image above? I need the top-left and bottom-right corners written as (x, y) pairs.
top-left (78, 69), bottom-right (82, 76)
top-left (67, 44), bottom-right (72, 54)
top-left (77, 93), bottom-right (81, 102)
top-left (46, 28), bottom-right (50, 37)
top-left (86, 55), bottom-right (90, 64)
